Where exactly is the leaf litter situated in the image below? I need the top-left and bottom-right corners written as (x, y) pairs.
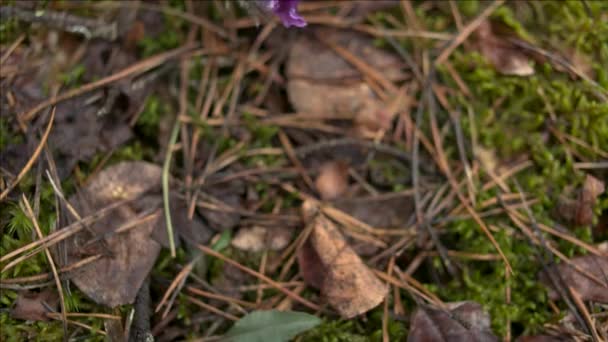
top-left (473, 20), bottom-right (535, 76)
top-left (65, 161), bottom-right (211, 307)
top-left (297, 200), bottom-right (388, 318)
top-left (408, 301), bottom-right (499, 342)
top-left (10, 289), bottom-right (58, 322)
top-left (541, 254), bottom-right (608, 303)
top-left (1, 0), bottom-right (608, 340)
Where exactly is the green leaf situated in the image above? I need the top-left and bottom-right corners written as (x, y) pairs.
top-left (223, 310), bottom-right (321, 342)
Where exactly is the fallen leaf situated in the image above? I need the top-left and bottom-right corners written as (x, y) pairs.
top-left (408, 302), bottom-right (499, 342)
top-left (223, 310), bottom-right (321, 342)
top-left (541, 255), bottom-right (608, 303)
top-left (10, 289), bottom-right (58, 322)
top-left (199, 180), bottom-right (246, 232)
top-left (211, 262), bottom-right (252, 301)
top-left (333, 193), bottom-right (415, 228)
top-left (557, 174), bottom-right (605, 226)
top-left (516, 335), bottom-right (566, 342)
top-left (49, 97), bottom-right (133, 178)
top-left (315, 161), bottom-right (350, 200)
top-left (231, 225), bottom-right (293, 252)
top-left (66, 161), bottom-right (211, 307)
top-left (66, 161), bottom-right (162, 307)
top-left (577, 175), bottom-right (606, 225)
top-left (297, 201), bottom-right (388, 318)
top-left (286, 28), bottom-right (405, 135)
top-left (473, 21), bottom-right (534, 76)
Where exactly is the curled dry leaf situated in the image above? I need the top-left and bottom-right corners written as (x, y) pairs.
top-left (558, 174), bottom-right (605, 226)
top-left (297, 200), bottom-right (388, 318)
top-left (10, 289), bottom-right (58, 322)
top-left (541, 255), bottom-right (608, 303)
top-left (286, 28), bottom-right (404, 135)
top-left (66, 161), bottom-right (210, 307)
top-left (473, 21), bottom-right (534, 76)
top-left (231, 225), bottom-right (293, 252)
top-left (315, 161), bottom-right (350, 200)
top-left (409, 301), bottom-right (499, 342)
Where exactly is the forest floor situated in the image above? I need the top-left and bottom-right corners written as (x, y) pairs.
top-left (1, 1), bottom-right (607, 341)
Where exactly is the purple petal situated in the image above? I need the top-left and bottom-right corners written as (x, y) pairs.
top-left (260, 0), bottom-right (307, 28)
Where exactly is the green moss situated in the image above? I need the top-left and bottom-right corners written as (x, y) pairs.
top-left (136, 95), bottom-right (165, 138)
top-left (436, 221), bottom-right (554, 336)
top-left (302, 320), bottom-right (368, 342)
top-left (59, 64), bottom-right (86, 87)
top-left (137, 9), bottom-right (185, 57)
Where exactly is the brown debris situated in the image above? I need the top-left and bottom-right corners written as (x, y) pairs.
top-left (315, 160), bottom-right (350, 200)
top-left (297, 200), bottom-right (388, 318)
top-left (231, 225), bottom-right (293, 252)
top-left (10, 289), bottom-right (58, 322)
top-left (286, 28), bottom-right (404, 135)
top-left (516, 336), bottom-right (565, 342)
top-left (558, 174), bottom-right (605, 226)
top-left (541, 255), bottom-right (608, 303)
top-left (408, 302), bottom-right (499, 342)
top-left (66, 161), bottom-right (210, 307)
top-left (333, 193), bottom-right (415, 228)
top-left (473, 21), bottom-right (534, 76)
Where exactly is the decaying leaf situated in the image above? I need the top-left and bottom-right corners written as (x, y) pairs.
top-left (231, 225), bottom-right (293, 252)
top-left (408, 302), bottom-right (499, 342)
top-left (66, 161), bottom-right (210, 307)
top-left (49, 97), bottom-right (133, 178)
top-left (286, 28), bottom-right (404, 135)
top-left (211, 262), bottom-right (252, 301)
top-left (557, 174), bottom-right (605, 226)
top-left (517, 335), bottom-right (566, 342)
top-left (297, 201), bottom-right (388, 318)
top-left (315, 161), bottom-right (350, 200)
top-left (473, 21), bottom-right (534, 76)
top-left (10, 289), bottom-right (58, 322)
top-left (199, 180), bottom-right (246, 232)
top-left (333, 193), bottom-right (415, 228)
top-left (541, 255), bottom-right (608, 303)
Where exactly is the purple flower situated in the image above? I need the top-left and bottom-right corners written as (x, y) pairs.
top-left (260, 0), bottom-right (307, 28)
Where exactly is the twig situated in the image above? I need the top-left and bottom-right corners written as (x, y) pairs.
top-left (22, 196), bottom-right (68, 340)
top-left (434, 0), bottom-right (505, 66)
top-left (0, 33), bottom-right (25, 65)
top-left (0, 5), bottom-right (117, 40)
top-left (184, 296), bottom-right (239, 322)
top-left (196, 244), bottom-right (322, 312)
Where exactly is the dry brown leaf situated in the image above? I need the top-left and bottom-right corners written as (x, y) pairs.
top-left (474, 21), bottom-right (534, 76)
top-left (231, 225), bottom-right (293, 252)
top-left (516, 335), bottom-right (564, 342)
top-left (198, 180), bottom-right (245, 232)
top-left (315, 161), bottom-right (350, 200)
top-left (297, 200), bottom-right (388, 318)
top-left (10, 289), bottom-right (58, 322)
top-left (286, 28), bottom-right (404, 135)
top-left (333, 193), bottom-right (415, 228)
top-left (409, 302), bottom-right (499, 342)
top-left (558, 174), bottom-right (605, 226)
top-left (66, 161), bottom-right (211, 307)
top-left (66, 161), bottom-right (162, 307)
top-left (541, 255), bottom-right (608, 303)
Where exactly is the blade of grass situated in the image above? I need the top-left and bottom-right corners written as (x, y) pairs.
top-left (163, 119), bottom-right (180, 258)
